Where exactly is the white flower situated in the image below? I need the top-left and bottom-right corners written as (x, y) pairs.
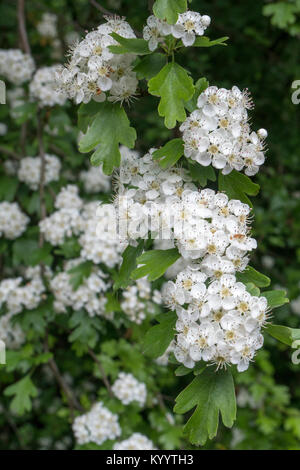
top-left (0, 49), bottom-right (35, 85)
top-left (112, 372), bottom-right (147, 406)
top-left (30, 65), bottom-right (67, 107)
top-left (114, 433), bottom-right (156, 450)
top-left (172, 11), bottom-right (210, 46)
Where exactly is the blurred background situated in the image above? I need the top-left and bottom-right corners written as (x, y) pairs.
top-left (0, 0), bottom-right (300, 450)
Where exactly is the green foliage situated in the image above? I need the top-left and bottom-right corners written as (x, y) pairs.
top-left (67, 261), bottom-right (94, 290)
top-left (131, 248), bottom-right (181, 281)
top-left (148, 63), bottom-right (194, 129)
top-left (263, 290), bottom-right (289, 309)
top-left (4, 375), bottom-right (38, 416)
top-left (79, 102), bottom-right (137, 174)
top-left (185, 77), bottom-right (209, 113)
top-left (113, 240), bottom-right (145, 290)
top-left (180, 36), bottom-right (229, 48)
top-left (153, 0), bottom-right (187, 24)
top-left (174, 368), bottom-right (236, 445)
top-left (152, 138), bottom-right (184, 168)
top-left (236, 266), bottom-right (271, 288)
top-left (134, 53), bottom-right (166, 79)
top-left (109, 33), bottom-right (151, 55)
top-left (188, 161), bottom-right (216, 186)
top-left (143, 311), bottom-right (177, 358)
top-left (266, 324), bottom-right (300, 346)
top-left (218, 170), bottom-right (260, 207)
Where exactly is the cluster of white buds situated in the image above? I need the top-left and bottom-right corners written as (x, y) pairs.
top-left (0, 266), bottom-right (48, 316)
top-left (163, 269), bottom-right (268, 371)
top-left (18, 154), bottom-right (61, 190)
top-left (39, 185), bottom-right (83, 245)
top-left (73, 402), bottom-right (121, 446)
top-left (50, 258), bottom-right (110, 317)
top-left (111, 372), bottom-right (147, 406)
top-left (29, 66), bottom-right (67, 107)
top-left (180, 85), bottom-right (268, 175)
top-left (0, 312), bottom-right (25, 349)
top-left (143, 11), bottom-right (211, 50)
top-left (79, 201), bottom-right (125, 268)
top-left (0, 202), bottom-right (29, 239)
top-left (79, 166), bottom-right (111, 194)
top-left (113, 433), bottom-right (156, 450)
top-left (120, 277), bottom-right (162, 324)
top-left (57, 16), bottom-right (138, 104)
top-left (37, 13), bottom-right (58, 39)
top-left (0, 49), bottom-right (35, 85)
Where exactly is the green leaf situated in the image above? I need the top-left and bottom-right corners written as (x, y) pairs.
top-left (153, 0), bottom-right (187, 24)
top-left (263, 290), bottom-right (289, 309)
top-left (236, 266), bottom-right (270, 288)
top-left (77, 101), bottom-right (101, 133)
top-left (266, 324), bottom-right (300, 346)
top-left (109, 33), bottom-right (151, 55)
top-left (188, 161), bottom-right (216, 186)
top-left (148, 62), bottom-right (194, 129)
top-left (189, 36), bottom-right (229, 47)
top-left (134, 53), bottom-right (166, 80)
top-left (79, 102), bottom-right (137, 175)
top-left (114, 240), bottom-right (144, 290)
top-left (263, 3), bottom-right (298, 29)
top-left (4, 375), bottom-right (38, 416)
top-left (185, 77), bottom-right (209, 113)
top-left (143, 311), bottom-right (177, 358)
top-left (0, 175), bottom-right (18, 201)
top-left (174, 368), bottom-right (236, 446)
top-left (105, 292), bottom-right (122, 313)
top-left (68, 310), bottom-right (102, 349)
top-left (12, 102), bottom-right (37, 124)
top-left (68, 261), bottom-right (93, 290)
top-left (131, 248), bottom-right (180, 281)
top-left (218, 170), bottom-right (260, 207)
top-left (245, 282), bottom-right (260, 297)
top-left (152, 138), bottom-right (184, 168)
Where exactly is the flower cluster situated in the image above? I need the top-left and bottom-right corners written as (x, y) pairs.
top-left (18, 154), bottom-right (61, 190)
top-left (112, 372), bottom-right (147, 406)
top-left (0, 266), bottom-right (48, 316)
top-left (0, 49), bottom-right (35, 85)
top-left (72, 402), bottom-right (121, 446)
top-left (180, 85), bottom-right (268, 175)
top-left (113, 433), bottom-right (156, 450)
top-left (50, 258), bottom-right (110, 317)
top-left (80, 166), bottom-right (111, 194)
top-left (121, 277), bottom-right (161, 324)
top-left (143, 11), bottom-right (211, 50)
top-left (163, 269), bottom-right (267, 371)
top-left (39, 185), bottom-right (83, 245)
top-left (37, 13), bottom-right (58, 39)
top-left (57, 16), bottom-right (138, 104)
top-left (29, 66), bottom-right (67, 107)
top-left (115, 149), bottom-right (256, 275)
top-left (0, 202), bottom-right (29, 239)
top-left (0, 313), bottom-right (25, 349)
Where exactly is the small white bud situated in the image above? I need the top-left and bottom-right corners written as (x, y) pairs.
top-left (201, 15), bottom-right (211, 27)
top-left (258, 128), bottom-right (268, 139)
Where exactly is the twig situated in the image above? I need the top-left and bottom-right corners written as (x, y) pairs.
top-left (1, 404), bottom-right (26, 449)
top-left (45, 333), bottom-right (84, 417)
top-left (87, 347), bottom-right (113, 397)
top-left (89, 0), bottom-right (114, 17)
top-left (37, 110), bottom-right (46, 248)
top-left (0, 146), bottom-right (20, 160)
top-left (17, 0), bottom-right (31, 55)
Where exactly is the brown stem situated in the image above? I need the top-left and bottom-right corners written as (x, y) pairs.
top-left (37, 110), bottom-right (46, 249)
top-left (88, 0), bottom-right (114, 16)
top-left (45, 333), bottom-right (84, 417)
top-left (0, 145), bottom-right (20, 160)
top-left (17, 0), bottom-right (31, 55)
top-left (87, 347), bottom-right (113, 398)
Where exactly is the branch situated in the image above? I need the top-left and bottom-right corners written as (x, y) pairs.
top-left (89, 0), bottom-right (114, 16)
top-left (87, 347), bottom-right (113, 398)
top-left (45, 333), bottom-right (84, 417)
top-left (17, 0), bottom-right (31, 55)
top-left (37, 110), bottom-right (46, 248)
top-left (0, 145), bottom-right (20, 160)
